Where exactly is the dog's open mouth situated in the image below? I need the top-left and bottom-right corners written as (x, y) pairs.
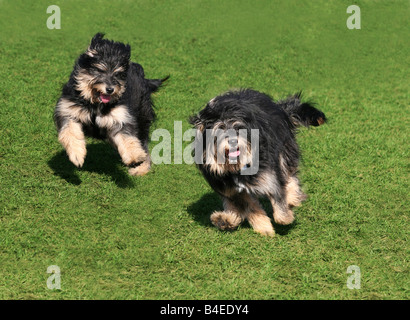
top-left (99, 93), bottom-right (112, 104)
top-left (226, 148), bottom-right (240, 160)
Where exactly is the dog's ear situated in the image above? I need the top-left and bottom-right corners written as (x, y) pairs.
top-left (123, 44), bottom-right (131, 60)
top-left (189, 115), bottom-right (205, 133)
top-left (85, 33), bottom-right (105, 57)
top-left (90, 33), bottom-right (105, 48)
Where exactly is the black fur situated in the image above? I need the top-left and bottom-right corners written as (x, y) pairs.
top-left (54, 33), bottom-right (168, 174)
top-left (190, 89), bottom-right (326, 236)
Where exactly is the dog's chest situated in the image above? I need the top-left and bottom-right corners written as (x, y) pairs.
top-left (232, 176), bottom-right (250, 193)
top-left (94, 105), bottom-right (133, 130)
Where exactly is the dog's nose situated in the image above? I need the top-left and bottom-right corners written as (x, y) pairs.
top-left (106, 87), bottom-right (114, 94)
top-left (228, 137), bottom-right (238, 145)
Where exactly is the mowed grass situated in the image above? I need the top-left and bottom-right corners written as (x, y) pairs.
top-left (0, 0), bottom-right (408, 299)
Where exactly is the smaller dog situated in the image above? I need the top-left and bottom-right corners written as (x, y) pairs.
top-left (190, 89), bottom-right (326, 236)
top-left (54, 33), bottom-right (168, 175)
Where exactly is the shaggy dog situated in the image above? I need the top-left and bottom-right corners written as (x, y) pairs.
top-left (190, 89), bottom-right (326, 236)
top-left (54, 33), bottom-right (168, 175)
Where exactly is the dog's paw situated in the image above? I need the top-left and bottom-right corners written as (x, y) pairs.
top-left (113, 134), bottom-right (147, 167)
top-left (122, 151), bottom-right (147, 167)
top-left (58, 123), bottom-right (86, 168)
top-left (210, 211), bottom-right (242, 231)
top-left (248, 215), bottom-right (275, 236)
top-left (287, 192), bottom-right (307, 208)
top-left (128, 159), bottom-right (151, 176)
top-left (123, 147), bottom-right (147, 167)
top-left (253, 224), bottom-right (275, 237)
top-left (67, 144), bottom-right (86, 168)
top-left (273, 209), bottom-right (295, 225)
top-left (68, 153), bottom-right (85, 168)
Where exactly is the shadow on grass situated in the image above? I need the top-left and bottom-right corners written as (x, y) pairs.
top-left (188, 192), bottom-right (296, 235)
top-left (48, 143), bottom-right (135, 188)
top-left (187, 192), bottom-right (222, 227)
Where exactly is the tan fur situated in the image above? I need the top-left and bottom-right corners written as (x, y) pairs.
top-left (128, 155), bottom-right (151, 176)
top-left (212, 169), bottom-right (300, 233)
top-left (278, 154), bottom-right (289, 176)
top-left (317, 117), bottom-right (325, 125)
top-left (195, 123), bottom-right (205, 134)
top-left (113, 66), bottom-right (125, 73)
top-left (268, 195), bottom-right (295, 225)
top-left (74, 69), bottom-right (97, 103)
top-left (56, 99), bottom-right (92, 124)
top-left (212, 194), bottom-right (275, 236)
top-left (93, 83), bottom-right (108, 94)
top-left (251, 171), bottom-right (280, 196)
top-left (74, 69), bottom-right (126, 104)
top-left (247, 211), bottom-right (275, 237)
top-left (115, 79), bottom-right (126, 95)
top-left (233, 194), bottom-right (274, 236)
top-left (95, 105), bottom-right (133, 131)
top-left (204, 133), bottom-right (252, 175)
top-left (92, 62), bottom-right (108, 71)
top-left (110, 133), bottom-right (147, 166)
top-left (86, 47), bottom-right (98, 57)
top-left (58, 120), bottom-right (87, 167)
top-left (208, 97), bottom-right (217, 106)
top-left (210, 210), bottom-right (243, 231)
top-left (286, 176), bottom-right (306, 207)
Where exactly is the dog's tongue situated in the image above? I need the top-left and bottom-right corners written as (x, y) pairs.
top-left (100, 94), bottom-right (111, 104)
top-left (229, 150), bottom-right (241, 158)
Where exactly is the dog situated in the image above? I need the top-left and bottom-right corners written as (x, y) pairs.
top-left (190, 89), bottom-right (326, 236)
top-left (54, 33), bottom-right (168, 176)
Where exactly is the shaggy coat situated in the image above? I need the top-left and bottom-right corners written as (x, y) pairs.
top-left (190, 89), bottom-right (326, 236)
top-left (54, 33), bottom-right (168, 175)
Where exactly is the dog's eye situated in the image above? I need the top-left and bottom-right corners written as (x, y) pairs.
top-left (93, 67), bottom-right (105, 73)
top-left (91, 64), bottom-right (108, 73)
top-left (117, 72), bottom-right (127, 80)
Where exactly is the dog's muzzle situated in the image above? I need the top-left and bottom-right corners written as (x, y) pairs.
top-left (226, 137), bottom-right (240, 160)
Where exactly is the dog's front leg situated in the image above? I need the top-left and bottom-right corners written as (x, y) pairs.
top-left (110, 133), bottom-right (150, 175)
top-left (238, 193), bottom-right (275, 236)
top-left (58, 120), bottom-right (87, 167)
top-left (269, 194), bottom-right (295, 225)
top-left (211, 193), bottom-right (275, 236)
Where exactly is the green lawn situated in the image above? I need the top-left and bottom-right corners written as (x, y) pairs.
top-left (0, 0), bottom-right (408, 299)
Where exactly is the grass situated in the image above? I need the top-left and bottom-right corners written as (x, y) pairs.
top-left (0, 0), bottom-right (408, 299)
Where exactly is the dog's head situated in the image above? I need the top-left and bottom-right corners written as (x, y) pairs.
top-left (190, 96), bottom-right (256, 175)
top-left (74, 33), bottom-right (130, 104)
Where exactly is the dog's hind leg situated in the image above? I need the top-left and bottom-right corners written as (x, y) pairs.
top-left (58, 120), bottom-right (87, 168)
top-left (286, 176), bottom-right (307, 208)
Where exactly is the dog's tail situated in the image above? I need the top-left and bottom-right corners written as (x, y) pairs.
top-left (278, 92), bottom-right (326, 127)
top-left (147, 75), bottom-right (170, 93)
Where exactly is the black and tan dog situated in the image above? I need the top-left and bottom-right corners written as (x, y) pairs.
top-left (190, 89), bottom-right (326, 236)
top-left (54, 33), bottom-right (168, 175)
